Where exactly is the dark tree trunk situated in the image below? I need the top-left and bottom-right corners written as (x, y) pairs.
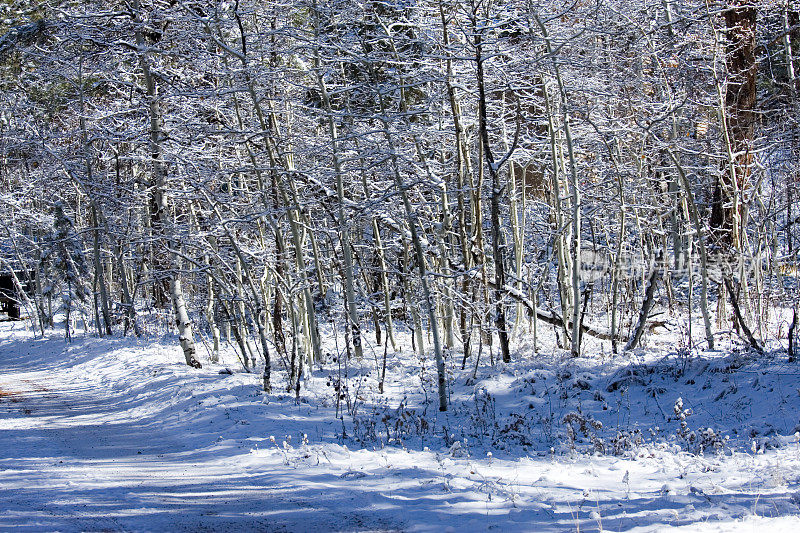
top-left (711, 1), bottom-right (757, 251)
top-left (473, 11), bottom-right (511, 364)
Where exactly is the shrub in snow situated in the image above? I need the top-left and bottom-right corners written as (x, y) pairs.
top-left (674, 397), bottom-right (692, 442)
top-left (471, 387), bottom-right (497, 441)
top-left (353, 415), bottom-right (378, 444)
top-left (448, 440), bottom-right (468, 458)
top-left (674, 397), bottom-right (725, 454)
top-left (610, 429), bottom-right (644, 456)
top-left (563, 411), bottom-right (604, 453)
top-left (497, 412), bottom-right (534, 447)
top-left (695, 427), bottom-right (726, 454)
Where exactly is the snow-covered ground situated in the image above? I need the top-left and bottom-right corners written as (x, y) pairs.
top-left (2, 320), bottom-right (800, 532)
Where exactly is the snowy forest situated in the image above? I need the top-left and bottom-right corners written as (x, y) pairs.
top-left (1, 0), bottom-right (800, 530)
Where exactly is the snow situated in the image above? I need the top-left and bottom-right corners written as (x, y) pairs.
top-left (2, 321), bottom-right (800, 532)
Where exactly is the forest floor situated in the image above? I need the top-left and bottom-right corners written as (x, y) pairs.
top-left (2, 319), bottom-right (800, 532)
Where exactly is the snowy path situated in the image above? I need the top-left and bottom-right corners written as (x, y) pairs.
top-left (3, 327), bottom-right (800, 532)
top-left (0, 333), bottom-right (401, 532)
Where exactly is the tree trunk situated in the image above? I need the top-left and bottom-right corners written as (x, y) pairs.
top-left (711, 0), bottom-right (757, 251)
top-left (134, 0), bottom-right (200, 368)
top-left (208, 12), bottom-right (324, 367)
top-left (625, 252), bottom-right (659, 352)
top-left (473, 10), bottom-right (511, 363)
top-left (367, 71), bottom-right (449, 411)
top-left (310, 8), bottom-right (363, 360)
top-left (535, 16), bottom-right (582, 356)
top-left (90, 205), bottom-right (112, 336)
top-left (668, 149), bottom-right (715, 350)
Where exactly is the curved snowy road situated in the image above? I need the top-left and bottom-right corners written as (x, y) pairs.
top-left (4, 326), bottom-right (800, 533)
top-left (0, 332), bottom-right (401, 532)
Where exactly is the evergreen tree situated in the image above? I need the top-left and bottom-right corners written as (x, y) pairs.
top-left (42, 202), bottom-right (88, 341)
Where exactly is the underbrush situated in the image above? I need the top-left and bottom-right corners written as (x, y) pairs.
top-left (334, 345), bottom-right (800, 461)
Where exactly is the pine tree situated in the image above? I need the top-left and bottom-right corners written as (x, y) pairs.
top-left (42, 202), bottom-right (88, 341)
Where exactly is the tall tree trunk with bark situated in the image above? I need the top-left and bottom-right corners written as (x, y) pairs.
top-left (711, 1), bottom-right (757, 251)
top-left (134, 0), bottom-right (201, 368)
top-left (311, 1), bottom-right (363, 361)
top-left (439, 2), bottom-right (475, 365)
top-left (472, 6), bottom-right (512, 363)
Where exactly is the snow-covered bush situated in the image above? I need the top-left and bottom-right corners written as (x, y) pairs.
top-left (674, 397), bottom-right (725, 454)
top-left (470, 387), bottom-right (497, 442)
top-left (563, 411), bottom-right (604, 453)
top-left (610, 429), bottom-right (644, 456)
